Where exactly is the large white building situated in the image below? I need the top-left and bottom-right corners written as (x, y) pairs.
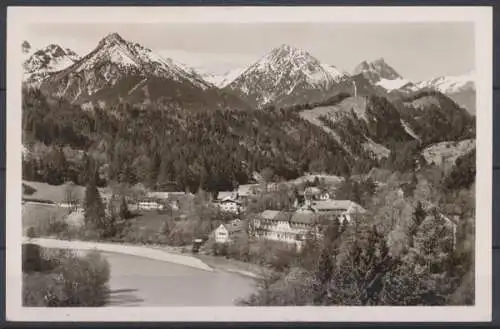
top-left (252, 210), bottom-right (318, 247)
top-left (253, 200), bottom-right (366, 248)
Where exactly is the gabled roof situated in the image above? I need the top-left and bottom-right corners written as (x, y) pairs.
top-left (220, 198), bottom-right (241, 204)
top-left (237, 184), bottom-right (261, 196)
top-left (259, 210), bottom-right (317, 225)
top-left (217, 222), bottom-right (244, 234)
top-left (290, 212), bottom-right (317, 224)
top-left (261, 210), bottom-right (280, 220)
top-left (147, 191), bottom-right (182, 199)
top-left (217, 191), bottom-right (235, 200)
top-left (305, 187), bottom-right (322, 194)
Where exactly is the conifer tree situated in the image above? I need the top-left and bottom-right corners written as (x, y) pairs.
top-left (119, 195), bottom-right (131, 220)
top-left (313, 247), bottom-right (333, 305)
top-left (83, 169), bottom-right (105, 233)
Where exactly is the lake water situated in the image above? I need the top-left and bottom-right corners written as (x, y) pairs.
top-left (103, 252), bottom-right (257, 306)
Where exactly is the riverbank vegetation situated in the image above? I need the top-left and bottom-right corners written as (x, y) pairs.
top-left (23, 244), bottom-right (110, 307)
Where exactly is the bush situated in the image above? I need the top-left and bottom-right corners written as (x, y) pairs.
top-left (47, 220), bottom-right (69, 236)
top-left (28, 215), bottom-right (70, 238)
top-left (212, 242), bottom-right (229, 256)
top-left (22, 243), bottom-right (44, 273)
top-left (23, 248), bottom-right (111, 307)
top-left (26, 226), bottom-right (37, 239)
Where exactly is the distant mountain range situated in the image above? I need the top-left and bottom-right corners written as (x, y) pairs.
top-left (24, 33), bottom-right (249, 112)
top-left (352, 58), bottom-right (475, 113)
top-left (21, 32), bottom-right (476, 114)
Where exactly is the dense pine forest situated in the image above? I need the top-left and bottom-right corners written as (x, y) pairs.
top-left (22, 86), bottom-right (476, 194)
top-left (22, 88), bottom-right (356, 190)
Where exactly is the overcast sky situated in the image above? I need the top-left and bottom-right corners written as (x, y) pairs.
top-left (25, 22), bottom-right (474, 81)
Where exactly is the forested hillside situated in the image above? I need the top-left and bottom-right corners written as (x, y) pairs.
top-left (22, 82), bottom-right (477, 194)
top-left (23, 88), bottom-right (358, 191)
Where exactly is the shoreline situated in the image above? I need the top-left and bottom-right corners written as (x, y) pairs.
top-left (22, 237), bottom-right (267, 279)
top-left (23, 237), bottom-right (214, 272)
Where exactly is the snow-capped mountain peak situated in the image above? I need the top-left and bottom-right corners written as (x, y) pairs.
top-left (270, 44), bottom-right (311, 59)
top-left (226, 44), bottom-right (350, 107)
top-left (64, 32), bottom-right (211, 91)
top-left (254, 44), bottom-right (324, 74)
top-left (98, 32), bottom-right (127, 48)
top-left (23, 43), bottom-right (81, 85)
top-left (353, 58), bottom-right (402, 84)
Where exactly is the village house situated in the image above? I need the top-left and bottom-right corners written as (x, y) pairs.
top-left (303, 186), bottom-right (321, 200)
top-left (297, 199), bottom-right (366, 223)
top-left (57, 200), bottom-right (80, 210)
top-left (214, 191), bottom-right (247, 214)
top-left (136, 198), bottom-right (165, 211)
top-left (213, 219), bottom-right (245, 244)
top-left (294, 187), bottom-right (331, 207)
top-left (217, 198), bottom-right (243, 214)
top-left (217, 191), bottom-right (238, 201)
top-left (236, 184), bottom-right (262, 198)
top-left (146, 191), bottom-right (171, 200)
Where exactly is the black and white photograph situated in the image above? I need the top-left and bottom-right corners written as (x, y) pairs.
top-left (6, 6), bottom-right (492, 322)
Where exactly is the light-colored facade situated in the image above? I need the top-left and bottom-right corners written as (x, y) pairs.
top-left (253, 200), bottom-right (366, 248)
top-left (252, 210), bottom-right (319, 248)
top-left (214, 225), bottom-right (231, 243)
top-left (215, 195), bottom-right (245, 214)
top-left (214, 220), bottom-right (244, 244)
top-left (217, 199), bottom-right (241, 214)
top-left (300, 199), bottom-right (366, 223)
top-left (137, 200), bottom-right (164, 211)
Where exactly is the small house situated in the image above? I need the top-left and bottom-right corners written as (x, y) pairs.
top-left (216, 196), bottom-right (243, 214)
top-left (137, 198), bottom-right (164, 211)
top-left (213, 221), bottom-right (244, 244)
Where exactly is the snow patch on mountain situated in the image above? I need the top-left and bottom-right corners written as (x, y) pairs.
top-left (376, 78), bottom-right (413, 92)
top-left (200, 67), bottom-right (246, 88)
top-left (400, 119), bottom-right (421, 141)
top-left (321, 64), bottom-right (349, 82)
top-left (414, 71), bottom-right (475, 93)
